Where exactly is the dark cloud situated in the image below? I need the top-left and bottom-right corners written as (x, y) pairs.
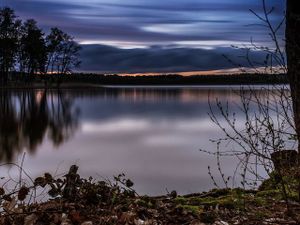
top-left (79, 44), bottom-right (269, 73)
top-left (1, 0), bottom-right (285, 46)
top-left (1, 0), bottom-right (285, 72)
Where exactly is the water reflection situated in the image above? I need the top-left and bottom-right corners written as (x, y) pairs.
top-left (0, 86), bottom-right (283, 195)
top-left (68, 86), bottom-right (248, 103)
top-left (0, 90), bottom-right (79, 162)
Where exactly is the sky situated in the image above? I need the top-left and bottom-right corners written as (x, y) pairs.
top-left (1, 0), bottom-right (286, 73)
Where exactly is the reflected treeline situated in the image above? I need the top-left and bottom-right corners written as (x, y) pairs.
top-left (0, 90), bottom-right (79, 162)
top-left (47, 87), bottom-right (230, 102)
top-left (56, 86), bottom-right (284, 103)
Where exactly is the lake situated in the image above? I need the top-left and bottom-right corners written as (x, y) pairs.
top-left (0, 85), bottom-right (289, 195)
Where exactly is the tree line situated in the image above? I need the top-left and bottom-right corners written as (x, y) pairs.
top-left (37, 73), bottom-right (287, 85)
top-left (0, 7), bottom-right (81, 84)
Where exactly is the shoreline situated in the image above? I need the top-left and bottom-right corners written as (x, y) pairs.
top-left (0, 82), bottom-right (289, 90)
top-left (0, 73), bottom-right (288, 89)
top-left (0, 166), bottom-right (298, 225)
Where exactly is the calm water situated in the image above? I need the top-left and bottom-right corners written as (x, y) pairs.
top-left (0, 86), bottom-right (278, 195)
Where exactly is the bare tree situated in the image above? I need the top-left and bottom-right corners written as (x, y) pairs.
top-left (46, 28), bottom-right (81, 75)
top-left (206, 0), bottom-right (300, 204)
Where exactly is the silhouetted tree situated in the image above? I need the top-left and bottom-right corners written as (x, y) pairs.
top-left (45, 28), bottom-right (64, 74)
top-left (19, 19), bottom-right (47, 76)
top-left (0, 7), bottom-right (21, 84)
top-left (59, 36), bottom-right (81, 74)
top-left (0, 7), bottom-right (81, 85)
top-left (46, 28), bottom-right (81, 75)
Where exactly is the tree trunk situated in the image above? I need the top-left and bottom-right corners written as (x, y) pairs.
top-left (286, 0), bottom-right (300, 201)
top-left (286, 1), bottom-right (300, 149)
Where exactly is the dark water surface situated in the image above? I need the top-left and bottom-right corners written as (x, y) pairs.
top-left (0, 86), bottom-right (274, 195)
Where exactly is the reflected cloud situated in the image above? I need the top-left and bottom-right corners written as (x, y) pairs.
top-left (82, 119), bottom-right (150, 133)
top-left (82, 118), bottom-right (219, 135)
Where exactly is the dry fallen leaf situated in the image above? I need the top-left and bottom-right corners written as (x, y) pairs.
top-left (3, 197), bottom-right (17, 213)
top-left (24, 214), bottom-right (38, 225)
top-left (81, 222), bottom-right (93, 225)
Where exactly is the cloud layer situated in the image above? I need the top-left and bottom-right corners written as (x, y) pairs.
top-left (1, 0), bottom-right (285, 73)
top-left (79, 45), bottom-right (269, 73)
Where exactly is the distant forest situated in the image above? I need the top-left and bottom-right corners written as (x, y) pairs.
top-left (15, 73), bottom-right (287, 86)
